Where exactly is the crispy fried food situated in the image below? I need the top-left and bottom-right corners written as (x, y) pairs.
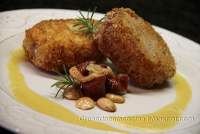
top-left (95, 8), bottom-right (176, 87)
top-left (23, 19), bottom-right (104, 72)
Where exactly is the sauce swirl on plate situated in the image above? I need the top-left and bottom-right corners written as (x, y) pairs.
top-left (8, 48), bottom-right (192, 132)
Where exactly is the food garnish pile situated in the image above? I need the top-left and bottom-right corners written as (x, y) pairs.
top-left (52, 61), bottom-right (128, 112)
top-left (23, 7), bottom-right (176, 112)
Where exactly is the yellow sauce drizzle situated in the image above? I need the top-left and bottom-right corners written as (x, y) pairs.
top-left (8, 49), bottom-right (126, 133)
top-left (110, 71), bottom-right (192, 131)
top-left (8, 48), bottom-right (192, 133)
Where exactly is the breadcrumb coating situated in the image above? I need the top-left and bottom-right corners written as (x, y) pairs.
top-left (95, 8), bottom-right (176, 87)
top-left (23, 19), bottom-right (104, 72)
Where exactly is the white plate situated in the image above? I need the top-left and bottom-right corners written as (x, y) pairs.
top-left (0, 9), bottom-right (200, 134)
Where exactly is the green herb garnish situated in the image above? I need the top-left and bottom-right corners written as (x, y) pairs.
top-left (51, 65), bottom-right (79, 97)
top-left (73, 7), bottom-right (104, 34)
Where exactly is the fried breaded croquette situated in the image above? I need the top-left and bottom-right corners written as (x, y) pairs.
top-left (23, 19), bottom-right (104, 72)
top-left (95, 8), bottom-right (176, 87)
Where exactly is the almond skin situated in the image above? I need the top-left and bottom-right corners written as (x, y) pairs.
top-left (96, 97), bottom-right (116, 112)
top-left (63, 87), bottom-right (81, 100)
top-left (75, 97), bottom-right (95, 110)
top-left (105, 93), bottom-right (125, 104)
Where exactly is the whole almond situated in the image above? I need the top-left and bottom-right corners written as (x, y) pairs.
top-left (63, 87), bottom-right (81, 100)
top-left (105, 93), bottom-right (125, 103)
top-left (97, 97), bottom-right (116, 112)
top-left (75, 97), bottom-right (95, 110)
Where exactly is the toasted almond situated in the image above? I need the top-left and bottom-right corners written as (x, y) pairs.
top-left (105, 93), bottom-right (125, 103)
top-left (69, 64), bottom-right (113, 83)
top-left (75, 97), bottom-right (95, 110)
top-left (96, 97), bottom-right (116, 112)
top-left (86, 63), bottom-right (113, 76)
top-left (63, 87), bottom-right (81, 100)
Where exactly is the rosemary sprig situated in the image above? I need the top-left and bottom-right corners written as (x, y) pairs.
top-left (73, 7), bottom-right (104, 34)
top-left (51, 65), bottom-right (79, 97)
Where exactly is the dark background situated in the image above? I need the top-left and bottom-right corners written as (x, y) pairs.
top-left (0, 0), bottom-right (199, 133)
top-left (1, 0), bottom-right (200, 44)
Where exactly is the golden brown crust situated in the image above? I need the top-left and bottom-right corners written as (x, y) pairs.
top-left (95, 8), bottom-right (176, 87)
top-left (23, 19), bottom-right (104, 72)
